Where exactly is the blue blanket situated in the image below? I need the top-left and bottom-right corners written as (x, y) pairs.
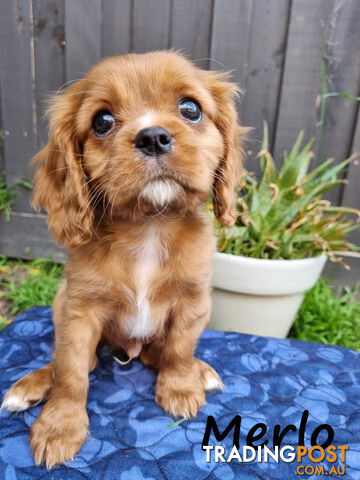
top-left (0, 307), bottom-right (359, 479)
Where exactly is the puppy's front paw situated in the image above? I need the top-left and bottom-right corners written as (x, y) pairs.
top-left (156, 375), bottom-right (206, 418)
top-left (197, 359), bottom-right (224, 392)
top-left (156, 360), bottom-right (223, 418)
top-left (30, 399), bottom-right (88, 468)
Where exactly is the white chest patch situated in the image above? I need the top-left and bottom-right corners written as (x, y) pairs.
top-left (123, 227), bottom-right (165, 339)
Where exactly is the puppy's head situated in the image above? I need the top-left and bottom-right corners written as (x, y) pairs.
top-left (33, 51), bottom-right (246, 247)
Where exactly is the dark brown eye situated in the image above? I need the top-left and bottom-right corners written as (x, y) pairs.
top-left (93, 110), bottom-right (115, 136)
top-left (178, 98), bottom-right (202, 123)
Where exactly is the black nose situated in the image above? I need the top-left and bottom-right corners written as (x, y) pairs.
top-left (134, 126), bottom-right (173, 157)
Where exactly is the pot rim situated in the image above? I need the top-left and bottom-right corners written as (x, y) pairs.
top-left (212, 252), bottom-right (328, 295)
top-left (214, 251), bottom-right (328, 264)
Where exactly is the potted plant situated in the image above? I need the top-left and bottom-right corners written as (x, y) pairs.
top-left (210, 125), bottom-right (360, 338)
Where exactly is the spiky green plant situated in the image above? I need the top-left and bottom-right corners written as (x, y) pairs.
top-left (0, 174), bottom-right (17, 220)
top-left (0, 172), bottom-right (32, 220)
top-left (216, 124), bottom-right (360, 260)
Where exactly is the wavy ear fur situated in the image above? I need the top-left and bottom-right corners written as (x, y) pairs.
top-left (204, 72), bottom-right (247, 226)
top-left (32, 88), bottom-right (93, 248)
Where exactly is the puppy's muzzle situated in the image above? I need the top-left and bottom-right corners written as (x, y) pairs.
top-left (135, 126), bottom-right (172, 157)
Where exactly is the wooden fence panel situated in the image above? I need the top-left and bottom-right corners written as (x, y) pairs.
top-left (209, 0), bottom-right (253, 169)
top-left (0, 85), bottom-right (4, 173)
top-left (210, 0), bottom-right (253, 91)
top-left (274, 0), bottom-right (331, 163)
top-left (33, 0), bottom-right (66, 149)
top-left (319, 0), bottom-right (360, 203)
top-left (170, 0), bottom-right (213, 69)
top-left (0, 0), bottom-right (38, 212)
top-left (64, 0), bottom-right (102, 81)
top-left (0, 0), bottom-right (359, 278)
top-left (132, 0), bottom-right (171, 52)
top-left (0, 212), bottom-right (65, 262)
top-left (342, 109), bottom-right (360, 246)
top-left (102, 0), bottom-right (132, 57)
top-left (241, 0), bottom-right (291, 167)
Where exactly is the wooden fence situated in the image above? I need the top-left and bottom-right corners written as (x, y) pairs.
top-left (0, 0), bottom-right (359, 281)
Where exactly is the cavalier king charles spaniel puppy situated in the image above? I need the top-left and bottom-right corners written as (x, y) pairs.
top-left (2, 51), bottom-right (246, 467)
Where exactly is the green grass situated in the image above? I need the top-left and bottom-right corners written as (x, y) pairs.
top-left (0, 257), bottom-right (63, 315)
top-left (168, 417), bottom-right (187, 428)
top-left (289, 278), bottom-right (360, 351)
top-left (0, 316), bottom-right (7, 332)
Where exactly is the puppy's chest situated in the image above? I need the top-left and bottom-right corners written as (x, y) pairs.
top-left (120, 228), bottom-right (166, 339)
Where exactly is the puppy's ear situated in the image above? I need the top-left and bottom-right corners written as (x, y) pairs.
top-left (204, 72), bottom-right (247, 226)
top-left (32, 85), bottom-right (93, 248)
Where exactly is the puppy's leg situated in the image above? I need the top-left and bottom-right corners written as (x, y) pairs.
top-left (140, 337), bottom-right (165, 370)
top-left (2, 352), bottom-right (98, 413)
top-left (29, 298), bottom-right (104, 468)
top-left (142, 342), bottom-right (222, 394)
top-left (155, 293), bottom-right (223, 418)
top-left (2, 363), bottom-right (54, 412)
top-left (2, 283), bottom-right (67, 411)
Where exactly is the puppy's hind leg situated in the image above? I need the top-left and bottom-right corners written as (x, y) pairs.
top-left (2, 330), bottom-right (98, 413)
top-left (1, 363), bottom-right (54, 412)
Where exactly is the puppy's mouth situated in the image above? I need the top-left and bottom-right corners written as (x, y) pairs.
top-left (137, 178), bottom-right (187, 218)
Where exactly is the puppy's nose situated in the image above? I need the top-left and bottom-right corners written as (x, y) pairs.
top-left (134, 126), bottom-right (172, 157)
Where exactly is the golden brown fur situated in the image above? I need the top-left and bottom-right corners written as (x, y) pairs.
top-left (2, 51), bottom-right (246, 467)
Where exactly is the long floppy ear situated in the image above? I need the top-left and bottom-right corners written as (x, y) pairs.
top-left (205, 72), bottom-right (247, 226)
top-left (32, 88), bottom-right (93, 248)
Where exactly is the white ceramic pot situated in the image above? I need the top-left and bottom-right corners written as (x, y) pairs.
top-left (210, 252), bottom-right (327, 338)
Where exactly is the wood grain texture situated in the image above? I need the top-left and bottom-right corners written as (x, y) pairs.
top-left (317, 0), bottom-right (360, 203)
top-left (209, 0), bottom-right (254, 173)
top-left (274, 0), bottom-right (331, 164)
top-left (102, 0), bottom-right (132, 57)
top-left (0, 84), bottom-right (4, 173)
top-left (33, 0), bottom-right (66, 149)
top-left (65, 0), bottom-right (102, 81)
top-left (241, 0), bottom-right (291, 166)
top-left (132, 0), bottom-right (171, 53)
top-left (0, 0), bottom-right (37, 212)
top-left (342, 109), bottom-right (360, 246)
top-left (0, 212), bottom-right (66, 262)
top-left (209, 0), bottom-right (253, 88)
top-left (170, 0), bottom-right (213, 68)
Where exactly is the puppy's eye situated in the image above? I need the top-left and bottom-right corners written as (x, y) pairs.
top-left (178, 98), bottom-right (202, 123)
top-left (93, 110), bottom-right (115, 136)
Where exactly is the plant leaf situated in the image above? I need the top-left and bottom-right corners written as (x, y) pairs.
top-left (279, 137), bottom-right (314, 188)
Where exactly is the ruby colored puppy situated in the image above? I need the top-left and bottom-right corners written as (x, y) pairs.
top-left (2, 51), bottom-right (246, 467)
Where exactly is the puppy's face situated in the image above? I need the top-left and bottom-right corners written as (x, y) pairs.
top-left (80, 53), bottom-right (224, 217)
top-left (33, 52), bottom-right (246, 246)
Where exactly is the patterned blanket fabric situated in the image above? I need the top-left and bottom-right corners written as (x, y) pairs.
top-left (0, 307), bottom-right (359, 479)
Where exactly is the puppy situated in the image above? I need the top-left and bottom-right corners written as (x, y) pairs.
top-left (2, 51), bottom-right (246, 467)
